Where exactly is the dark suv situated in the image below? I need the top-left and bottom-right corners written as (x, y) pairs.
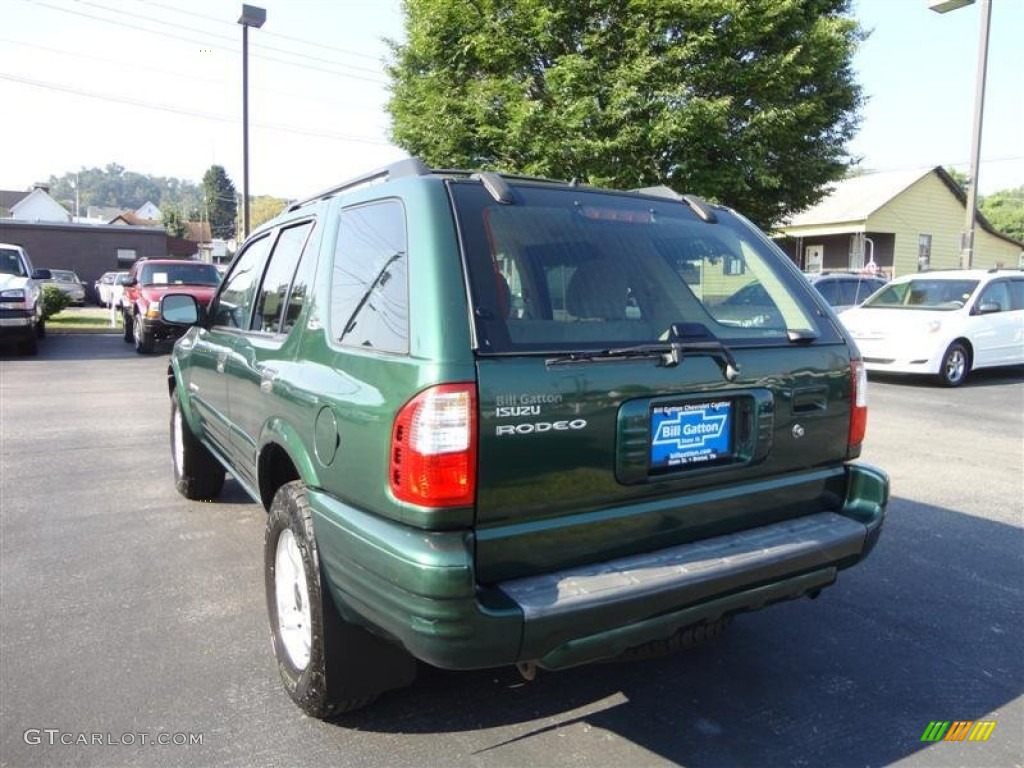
top-left (807, 272), bottom-right (887, 313)
top-left (160, 159), bottom-right (889, 718)
top-left (121, 258), bottom-right (221, 353)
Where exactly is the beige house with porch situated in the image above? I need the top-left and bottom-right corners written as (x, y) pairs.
top-left (774, 166), bottom-right (1023, 278)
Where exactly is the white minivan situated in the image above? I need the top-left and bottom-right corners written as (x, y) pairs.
top-left (839, 269), bottom-right (1024, 386)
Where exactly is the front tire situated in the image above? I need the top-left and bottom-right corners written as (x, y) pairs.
top-left (170, 390), bottom-right (225, 500)
top-left (938, 341), bottom-right (970, 387)
top-left (264, 481), bottom-right (416, 719)
top-left (134, 314), bottom-right (154, 353)
top-left (122, 309), bottom-right (133, 343)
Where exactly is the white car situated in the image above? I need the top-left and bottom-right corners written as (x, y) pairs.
top-left (95, 270), bottom-right (130, 308)
top-left (840, 269), bottom-right (1024, 387)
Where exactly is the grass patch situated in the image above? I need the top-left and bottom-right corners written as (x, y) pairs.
top-left (48, 308), bottom-right (122, 330)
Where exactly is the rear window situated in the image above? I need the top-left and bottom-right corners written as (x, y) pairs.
top-left (450, 181), bottom-right (833, 352)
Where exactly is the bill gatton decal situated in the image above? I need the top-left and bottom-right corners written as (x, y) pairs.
top-left (493, 393), bottom-right (587, 436)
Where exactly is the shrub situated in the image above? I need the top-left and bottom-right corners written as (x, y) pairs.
top-left (40, 284), bottom-right (72, 319)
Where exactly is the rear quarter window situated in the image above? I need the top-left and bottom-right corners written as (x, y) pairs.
top-left (329, 200), bottom-right (409, 354)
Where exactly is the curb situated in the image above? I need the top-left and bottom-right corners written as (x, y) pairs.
top-left (48, 327), bottom-right (123, 335)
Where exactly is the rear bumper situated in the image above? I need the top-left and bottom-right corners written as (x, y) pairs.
top-left (311, 462), bottom-right (888, 671)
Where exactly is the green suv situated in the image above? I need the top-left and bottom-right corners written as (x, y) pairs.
top-left (161, 159), bottom-right (889, 718)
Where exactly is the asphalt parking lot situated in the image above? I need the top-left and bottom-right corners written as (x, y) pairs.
top-left (1, 334), bottom-right (1021, 768)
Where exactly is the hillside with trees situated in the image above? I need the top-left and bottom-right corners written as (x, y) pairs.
top-left (42, 164), bottom-right (287, 237)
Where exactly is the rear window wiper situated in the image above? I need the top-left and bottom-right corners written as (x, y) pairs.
top-left (546, 323), bottom-right (741, 381)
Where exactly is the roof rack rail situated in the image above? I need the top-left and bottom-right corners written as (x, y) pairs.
top-left (288, 157), bottom-right (432, 211)
top-left (632, 185), bottom-right (718, 223)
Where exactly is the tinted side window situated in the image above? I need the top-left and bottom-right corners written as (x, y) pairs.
top-left (1007, 279), bottom-right (1024, 311)
top-left (814, 280), bottom-right (840, 305)
top-left (214, 235), bottom-right (271, 328)
top-left (283, 230), bottom-right (318, 335)
top-left (330, 201), bottom-right (409, 353)
top-left (252, 222), bottom-right (314, 334)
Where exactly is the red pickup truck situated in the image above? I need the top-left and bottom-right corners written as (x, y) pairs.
top-left (121, 258), bottom-right (221, 353)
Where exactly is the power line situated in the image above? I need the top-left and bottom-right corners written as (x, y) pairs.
top-left (74, 0), bottom-right (389, 77)
top-left (25, 0), bottom-right (390, 84)
top-left (0, 72), bottom-right (393, 146)
top-left (136, 0), bottom-right (389, 63)
top-left (0, 37), bottom-right (385, 112)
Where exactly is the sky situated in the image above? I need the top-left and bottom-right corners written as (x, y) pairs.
top-left (1, 0), bottom-right (1021, 203)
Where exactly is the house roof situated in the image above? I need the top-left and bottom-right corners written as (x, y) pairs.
top-left (784, 166), bottom-right (1023, 248)
top-left (108, 211), bottom-right (161, 227)
top-left (0, 189), bottom-right (30, 212)
top-left (784, 167), bottom-right (934, 227)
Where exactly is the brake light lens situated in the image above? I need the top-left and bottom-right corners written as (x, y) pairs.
top-left (390, 383), bottom-right (476, 507)
top-left (849, 359), bottom-right (868, 454)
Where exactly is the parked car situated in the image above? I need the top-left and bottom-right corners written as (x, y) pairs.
top-left (806, 272), bottom-right (887, 313)
top-left (45, 269), bottom-right (86, 306)
top-left (95, 271), bottom-right (117, 305)
top-left (121, 259), bottom-right (221, 353)
top-left (159, 158), bottom-right (889, 718)
top-left (0, 243), bottom-right (49, 355)
top-left (95, 271), bottom-right (130, 308)
top-left (840, 269), bottom-right (1024, 386)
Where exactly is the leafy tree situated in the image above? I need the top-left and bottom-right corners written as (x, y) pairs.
top-left (979, 186), bottom-right (1024, 243)
top-left (387, 0), bottom-right (865, 228)
top-left (250, 196), bottom-right (288, 231)
top-left (161, 203), bottom-right (187, 238)
top-left (201, 165), bottom-right (239, 239)
top-left (945, 167), bottom-right (968, 192)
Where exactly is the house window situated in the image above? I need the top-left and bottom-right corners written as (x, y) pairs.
top-left (117, 248), bottom-right (137, 266)
top-left (917, 235), bottom-right (932, 272)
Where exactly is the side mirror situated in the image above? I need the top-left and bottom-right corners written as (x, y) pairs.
top-left (124, 277), bottom-right (137, 287)
top-left (32, 269), bottom-right (52, 280)
top-left (977, 301), bottom-right (1002, 315)
top-left (161, 293), bottom-right (201, 326)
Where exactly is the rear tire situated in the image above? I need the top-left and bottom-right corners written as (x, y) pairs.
top-left (937, 341), bottom-right (970, 387)
top-left (170, 390), bottom-right (225, 500)
top-left (265, 481), bottom-right (416, 719)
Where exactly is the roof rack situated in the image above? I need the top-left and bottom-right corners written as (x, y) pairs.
top-left (287, 157), bottom-right (432, 211)
top-left (632, 185), bottom-right (718, 223)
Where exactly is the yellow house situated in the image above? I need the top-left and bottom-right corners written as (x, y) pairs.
top-left (774, 167), bottom-right (1023, 278)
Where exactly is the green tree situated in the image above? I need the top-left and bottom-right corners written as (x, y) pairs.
top-left (945, 167), bottom-right (968, 192)
top-left (161, 203), bottom-right (187, 238)
top-left (47, 166), bottom-right (202, 215)
top-left (387, 0), bottom-right (865, 228)
top-left (201, 165), bottom-right (239, 239)
top-left (979, 185), bottom-right (1024, 243)
top-left (250, 196), bottom-right (288, 231)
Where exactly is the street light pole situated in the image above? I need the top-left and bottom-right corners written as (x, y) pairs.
top-left (238, 4), bottom-right (266, 241)
top-left (930, 0), bottom-right (992, 270)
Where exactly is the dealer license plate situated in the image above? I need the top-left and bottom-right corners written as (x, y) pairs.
top-left (650, 400), bottom-right (733, 471)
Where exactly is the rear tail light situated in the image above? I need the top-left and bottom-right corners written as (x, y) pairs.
top-left (848, 359), bottom-right (868, 456)
top-left (390, 383), bottom-right (477, 507)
